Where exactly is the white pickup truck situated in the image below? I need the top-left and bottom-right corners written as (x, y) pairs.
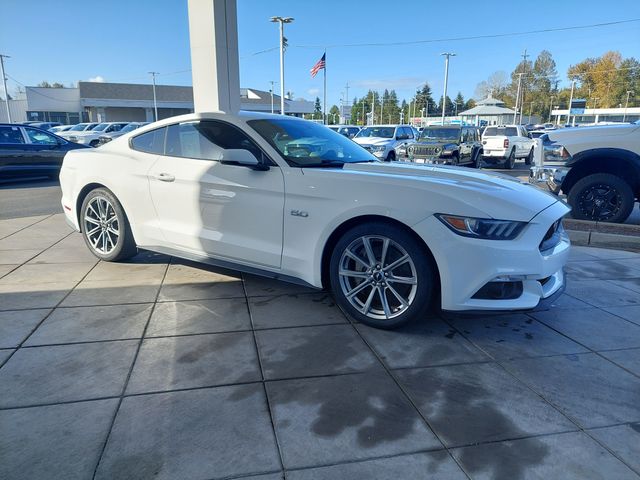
top-left (481, 125), bottom-right (535, 169)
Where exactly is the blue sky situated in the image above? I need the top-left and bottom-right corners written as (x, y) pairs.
top-left (1, 0), bottom-right (640, 107)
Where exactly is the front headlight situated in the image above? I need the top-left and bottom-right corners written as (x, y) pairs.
top-left (372, 145), bottom-right (387, 152)
top-left (436, 214), bottom-right (526, 240)
top-left (542, 140), bottom-right (570, 162)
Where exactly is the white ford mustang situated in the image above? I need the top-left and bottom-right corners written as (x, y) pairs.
top-left (60, 112), bottom-right (570, 329)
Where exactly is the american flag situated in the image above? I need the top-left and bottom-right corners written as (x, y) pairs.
top-left (310, 53), bottom-right (326, 78)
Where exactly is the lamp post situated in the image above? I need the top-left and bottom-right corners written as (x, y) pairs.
top-left (148, 71), bottom-right (159, 121)
top-left (0, 54), bottom-right (11, 123)
top-left (567, 79), bottom-right (576, 126)
top-left (623, 90), bottom-right (634, 122)
top-left (548, 95), bottom-right (555, 123)
top-left (270, 16), bottom-right (294, 115)
top-left (440, 53), bottom-right (456, 125)
top-left (269, 80), bottom-right (276, 114)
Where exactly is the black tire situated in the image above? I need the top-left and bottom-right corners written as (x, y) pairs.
top-left (567, 173), bottom-right (635, 224)
top-left (504, 149), bottom-right (516, 169)
top-left (472, 150), bottom-right (483, 168)
top-left (89, 139), bottom-right (100, 147)
top-left (329, 222), bottom-right (435, 329)
top-left (80, 188), bottom-right (137, 261)
top-left (451, 153), bottom-right (459, 166)
top-left (525, 148), bottom-right (534, 166)
top-left (385, 151), bottom-right (396, 162)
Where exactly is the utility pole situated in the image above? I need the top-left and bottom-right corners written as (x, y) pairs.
top-left (440, 52), bottom-right (456, 125)
top-left (148, 71), bottom-right (159, 121)
top-left (269, 80), bottom-right (275, 114)
top-left (513, 73), bottom-right (523, 124)
top-left (0, 54), bottom-right (12, 123)
top-left (528, 101), bottom-right (534, 124)
top-left (270, 16), bottom-right (294, 115)
top-left (623, 90), bottom-right (634, 122)
top-left (548, 95), bottom-right (555, 123)
top-left (567, 79), bottom-right (576, 125)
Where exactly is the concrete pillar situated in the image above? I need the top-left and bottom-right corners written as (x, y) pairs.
top-left (97, 107), bottom-right (106, 122)
top-left (144, 108), bottom-right (154, 122)
top-left (187, 0), bottom-right (240, 114)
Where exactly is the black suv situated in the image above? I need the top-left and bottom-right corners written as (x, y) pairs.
top-left (407, 125), bottom-right (483, 167)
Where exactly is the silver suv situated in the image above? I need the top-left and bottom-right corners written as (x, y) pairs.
top-left (353, 125), bottom-right (416, 161)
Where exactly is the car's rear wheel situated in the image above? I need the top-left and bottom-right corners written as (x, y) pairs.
top-left (567, 173), bottom-right (634, 223)
top-left (80, 188), bottom-right (137, 261)
top-left (525, 148), bottom-right (534, 166)
top-left (504, 149), bottom-right (516, 169)
top-left (329, 222), bottom-right (435, 329)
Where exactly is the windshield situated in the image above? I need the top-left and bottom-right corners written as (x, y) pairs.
top-left (69, 123), bottom-right (90, 131)
top-left (355, 127), bottom-right (394, 139)
top-left (248, 118), bottom-right (377, 167)
top-left (120, 123), bottom-right (140, 133)
top-left (419, 128), bottom-right (460, 141)
top-left (484, 126), bottom-right (518, 137)
top-left (92, 123), bottom-right (109, 132)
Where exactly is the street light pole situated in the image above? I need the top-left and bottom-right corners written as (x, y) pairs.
top-left (0, 54), bottom-right (12, 123)
top-left (513, 72), bottom-right (523, 124)
top-left (148, 72), bottom-right (159, 121)
top-left (440, 52), bottom-right (455, 125)
top-left (567, 79), bottom-right (576, 126)
top-left (269, 80), bottom-right (275, 114)
top-left (623, 90), bottom-right (633, 122)
top-left (270, 16), bottom-right (294, 115)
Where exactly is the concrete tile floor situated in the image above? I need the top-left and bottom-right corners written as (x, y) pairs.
top-left (0, 213), bottom-right (639, 480)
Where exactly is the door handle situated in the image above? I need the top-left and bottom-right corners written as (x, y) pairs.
top-left (156, 172), bottom-right (175, 182)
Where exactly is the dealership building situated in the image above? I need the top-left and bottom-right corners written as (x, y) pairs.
top-left (0, 81), bottom-right (314, 123)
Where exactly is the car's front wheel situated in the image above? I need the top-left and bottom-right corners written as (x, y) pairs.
top-left (567, 173), bottom-right (635, 223)
top-left (80, 188), bottom-right (137, 261)
top-left (329, 222), bottom-right (435, 329)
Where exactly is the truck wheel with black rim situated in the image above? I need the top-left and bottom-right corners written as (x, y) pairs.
top-left (504, 149), bottom-right (516, 169)
top-left (525, 148), bottom-right (534, 166)
top-left (567, 173), bottom-right (634, 223)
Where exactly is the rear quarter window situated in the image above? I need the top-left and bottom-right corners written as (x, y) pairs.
top-left (130, 127), bottom-right (166, 154)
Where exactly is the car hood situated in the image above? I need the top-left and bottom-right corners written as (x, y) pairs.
top-left (353, 137), bottom-right (392, 146)
top-left (341, 162), bottom-right (561, 222)
top-left (546, 123), bottom-right (639, 142)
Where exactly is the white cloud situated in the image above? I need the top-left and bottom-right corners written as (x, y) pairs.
top-left (307, 88), bottom-right (320, 96)
top-left (88, 76), bottom-right (105, 83)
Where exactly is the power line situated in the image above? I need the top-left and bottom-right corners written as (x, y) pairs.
top-left (288, 18), bottom-right (640, 49)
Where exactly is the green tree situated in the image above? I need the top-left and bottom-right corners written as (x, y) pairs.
top-left (328, 104), bottom-right (340, 124)
top-left (474, 71), bottom-right (508, 100)
top-left (313, 97), bottom-right (322, 120)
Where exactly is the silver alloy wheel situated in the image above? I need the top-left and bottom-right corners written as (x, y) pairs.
top-left (338, 235), bottom-right (418, 320)
top-left (84, 196), bottom-right (119, 255)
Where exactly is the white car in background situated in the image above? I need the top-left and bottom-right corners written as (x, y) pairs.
top-left (353, 125), bottom-right (416, 161)
top-left (60, 112), bottom-right (569, 329)
top-left (65, 122), bottom-right (129, 147)
top-left (57, 122), bottom-right (100, 141)
top-left (482, 125), bottom-right (536, 168)
top-left (49, 125), bottom-right (74, 133)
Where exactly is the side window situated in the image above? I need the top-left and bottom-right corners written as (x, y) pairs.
top-left (25, 128), bottom-right (58, 145)
top-left (131, 127), bottom-right (166, 154)
top-left (403, 127), bottom-right (414, 139)
top-left (0, 126), bottom-right (26, 144)
top-left (165, 120), bottom-right (262, 161)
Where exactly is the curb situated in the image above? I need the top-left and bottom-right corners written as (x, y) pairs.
top-left (565, 219), bottom-right (640, 253)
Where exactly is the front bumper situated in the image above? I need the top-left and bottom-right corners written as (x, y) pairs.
top-left (529, 166), bottom-right (569, 194)
top-left (413, 200), bottom-right (571, 311)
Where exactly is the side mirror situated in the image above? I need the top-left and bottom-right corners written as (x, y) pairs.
top-left (220, 149), bottom-right (268, 170)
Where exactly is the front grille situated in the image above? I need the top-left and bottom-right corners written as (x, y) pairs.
top-left (412, 145), bottom-right (441, 157)
top-left (539, 219), bottom-right (565, 252)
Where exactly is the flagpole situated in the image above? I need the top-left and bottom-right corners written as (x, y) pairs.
top-left (323, 50), bottom-right (327, 125)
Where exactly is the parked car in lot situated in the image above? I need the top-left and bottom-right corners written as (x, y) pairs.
top-left (353, 125), bottom-right (416, 161)
top-left (57, 123), bottom-right (100, 141)
top-left (60, 112), bottom-right (569, 329)
top-left (328, 125), bottom-right (360, 138)
top-left (482, 125), bottom-right (536, 168)
top-left (22, 121), bottom-right (62, 130)
top-left (65, 122), bottom-right (129, 147)
top-left (0, 123), bottom-right (89, 179)
top-left (407, 125), bottom-right (483, 167)
top-left (97, 122), bottom-right (149, 145)
top-left (530, 121), bottom-right (640, 223)
top-left (49, 125), bottom-right (74, 133)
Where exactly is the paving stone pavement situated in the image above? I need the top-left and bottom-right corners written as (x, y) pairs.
top-left (1, 213), bottom-right (640, 480)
